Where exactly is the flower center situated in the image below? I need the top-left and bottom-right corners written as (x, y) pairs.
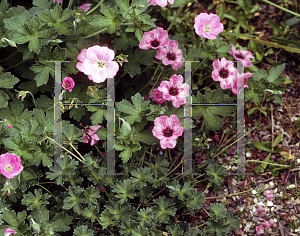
top-left (169, 87), bottom-right (179, 96)
top-left (167, 52), bottom-right (176, 61)
top-left (5, 165), bottom-right (12, 172)
top-left (64, 82), bottom-right (69, 88)
top-left (151, 40), bottom-right (160, 47)
top-left (163, 127), bottom-right (173, 137)
top-left (235, 53), bottom-right (244, 59)
top-left (98, 61), bottom-right (106, 68)
top-left (204, 26), bottom-right (210, 33)
top-left (219, 68), bottom-right (229, 78)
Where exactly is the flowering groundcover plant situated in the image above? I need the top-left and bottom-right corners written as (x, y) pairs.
top-left (0, 0), bottom-right (290, 235)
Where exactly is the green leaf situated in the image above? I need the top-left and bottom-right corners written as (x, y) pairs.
top-left (99, 209), bottom-right (114, 230)
top-left (216, 44), bottom-right (232, 54)
top-left (62, 186), bottom-right (85, 214)
top-left (217, 4), bottom-right (225, 20)
top-left (116, 0), bottom-right (130, 16)
top-left (73, 225), bottom-right (95, 236)
top-left (223, 12), bottom-right (237, 22)
top-left (225, 211), bottom-right (240, 232)
top-left (69, 106), bottom-right (85, 122)
top-left (273, 94), bottom-right (282, 105)
top-left (145, 155), bottom-right (169, 177)
top-left (273, 133), bottom-right (283, 147)
top-left (253, 141), bottom-right (272, 152)
top-left (166, 180), bottom-right (195, 201)
top-left (137, 207), bottom-right (154, 226)
top-left (153, 195), bottom-right (176, 223)
top-left (111, 179), bottom-right (136, 204)
top-left (112, 32), bottom-right (139, 51)
top-left (0, 72), bottom-right (19, 88)
top-left (208, 203), bottom-right (227, 220)
top-left (21, 188), bottom-right (51, 211)
top-left (205, 218), bottom-right (231, 236)
top-left (261, 152), bottom-right (272, 169)
top-left (267, 63), bottom-right (285, 83)
top-left (252, 68), bottom-right (267, 81)
top-left (206, 160), bottom-right (227, 186)
top-left (186, 190), bottom-right (205, 211)
top-left (0, 90), bottom-right (9, 108)
top-left (116, 93), bottom-right (149, 124)
top-left (86, 106), bottom-right (107, 125)
top-left (130, 167), bottom-right (153, 188)
top-left (90, 5), bottom-right (122, 34)
top-left (48, 212), bottom-right (73, 232)
top-left (285, 16), bottom-right (300, 26)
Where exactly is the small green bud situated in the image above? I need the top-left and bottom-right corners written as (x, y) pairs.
top-left (31, 218), bottom-right (41, 234)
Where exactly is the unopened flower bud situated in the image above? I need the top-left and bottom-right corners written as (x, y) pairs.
top-left (31, 218), bottom-right (41, 234)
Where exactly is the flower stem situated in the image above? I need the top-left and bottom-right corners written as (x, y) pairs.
top-left (3, 58), bottom-right (37, 72)
top-left (84, 28), bottom-right (107, 39)
top-left (69, 143), bottom-right (85, 161)
top-left (167, 4), bottom-right (185, 32)
top-left (0, 50), bottom-right (18, 63)
top-left (262, 0), bottom-right (300, 18)
top-left (86, 0), bottom-right (105, 16)
top-left (90, 169), bottom-right (112, 202)
top-left (243, 160), bottom-right (291, 167)
top-left (37, 184), bottom-right (57, 201)
top-left (67, 0), bottom-right (73, 9)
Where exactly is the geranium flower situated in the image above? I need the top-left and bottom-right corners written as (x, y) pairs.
top-left (194, 13), bottom-right (224, 39)
top-left (56, 0), bottom-right (61, 3)
top-left (152, 88), bottom-right (166, 104)
top-left (152, 115), bottom-right (184, 149)
top-left (212, 57), bottom-right (237, 90)
top-left (256, 225), bottom-right (264, 235)
top-left (4, 228), bottom-right (17, 236)
top-left (147, 0), bottom-right (174, 7)
top-left (155, 40), bottom-right (185, 70)
top-left (261, 219), bottom-right (275, 229)
top-left (83, 125), bottom-right (101, 146)
top-left (7, 125), bottom-right (11, 129)
top-left (0, 153), bottom-right (23, 179)
top-left (62, 77), bottom-right (75, 92)
top-left (80, 3), bottom-right (92, 12)
top-left (263, 190), bottom-right (274, 201)
top-left (76, 46), bottom-right (119, 83)
top-left (139, 27), bottom-right (169, 50)
top-left (229, 44), bottom-right (254, 67)
top-left (231, 72), bottom-right (252, 95)
top-left (256, 205), bottom-right (266, 214)
top-left (157, 74), bottom-right (189, 107)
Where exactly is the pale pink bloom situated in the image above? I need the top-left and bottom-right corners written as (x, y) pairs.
top-left (256, 225), bottom-right (264, 235)
top-left (62, 77), bottom-right (75, 92)
top-left (212, 57), bottom-right (237, 90)
top-left (139, 27), bottom-right (169, 50)
top-left (4, 228), bottom-right (17, 236)
top-left (260, 219), bottom-right (275, 229)
top-left (56, 0), bottom-right (61, 3)
top-left (76, 46), bottom-right (119, 83)
top-left (231, 72), bottom-right (252, 95)
top-left (147, 0), bottom-right (174, 7)
top-left (194, 13), bottom-right (224, 39)
top-left (0, 153), bottom-right (23, 179)
top-left (7, 125), bottom-right (11, 129)
top-left (83, 125), bottom-right (101, 146)
top-left (256, 205), bottom-right (266, 214)
top-left (155, 40), bottom-right (185, 70)
top-left (152, 115), bottom-right (184, 149)
top-left (263, 190), bottom-right (274, 201)
top-left (80, 3), bottom-right (92, 12)
top-left (152, 89), bottom-right (166, 104)
top-left (229, 44), bottom-right (254, 67)
top-left (157, 74), bottom-right (189, 108)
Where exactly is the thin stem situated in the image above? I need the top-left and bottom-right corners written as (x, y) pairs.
top-left (27, 91), bottom-right (38, 108)
top-left (3, 58), bottom-right (37, 72)
top-left (86, 0), bottom-right (106, 16)
top-left (69, 143), bottom-right (85, 161)
top-left (137, 64), bottom-right (161, 94)
top-left (0, 50), bottom-right (18, 63)
top-left (167, 4), bottom-right (185, 32)
top-left (84, 28), bottom-right (107, 39)
top-left (37, 184), bottom-right (57, 201)
top-left (94, 144), bottom-right (106, 160)
top-left (67, 0), bottom-right (73, 9)
top-left (204, 189), bottom-right (254, 199)
top-left (243, 160), bottom-right (291, 167)
top-left (262, 0), bottom-right (300, 18)
top-left (90, 169), bottom-right (112, 202)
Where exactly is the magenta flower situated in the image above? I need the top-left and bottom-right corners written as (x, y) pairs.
top-left (263, 190), bottom-right (274, 201)
top-left (152, 89), bottom-right (166, 104)
top-left (212, 57), bottom-right (237, 90)
top-left (147, 0), bottom-right (174, 7)
top-left (229, 44), bottom-right (254, 67)
top-left (256, 205), bottom-right (266, 215)
top-left (152, 115), bottom-right (184, 149)
top-left (155, 40), bottom-right (185, 70)
top-left (157, 74), bottom-right (189, 107)
top-left (76, 46), bottom-right (119, 83)
top-left (194, 13), bottom-right (224, 39)
top-left (139, 27), bottom-right (169, 50)
top-left (62, 77), bottom-right (75, 92)
top-left (231, 72), bottom-right (252, 95)
top-left (7, 125), bottom-right (11, 129)
top-left (0, 153), bottom-right (23, 179)
top-left (261, 219), bottom-right (275, 229)
top-left (97, 184), bottom-right (106, 192)
top-left (80, 3), bottom-right (92, 12)
top-left (83, 125), bottom-right (101, 146)
top-left (4, 228), bottom-right (17, 236)
top-left (56, 0), bottom-right (61, 3)
top-left (256, 225), bottom-right (264, 235)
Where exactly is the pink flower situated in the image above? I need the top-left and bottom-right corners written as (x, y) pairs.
top-left (152, 115), bottom-right (184, 149)
top-left (0, 153), bottom-right (23, 179)
top-left (194, 13), bottom-right (224, 39)
top-left (98, 184), bottom-right (106, 192)
top-left (152, 89), bottom-right (166, 104)
top-left (4, 228), bottom-right (17, 236)
top-left (256, 205), bottom-right (266, 214)
top-left (263, 190), bottom-right (274, 201)
top-left (80, 3), bottom-right (92, 12)
top-left (147, 0), bottom-right (174, 7)
top-left (83, 125), bottom-right (101, 146)
top-left (155, 40), bottom-right (185, 70)
top-left (76, 46), bottom-right (119, 83)
top-left (229, 44), bottom-right (254, 67)
top-left (231, 72), bottom-right (252, 95)
top-left (260, 219), bottom-right (275, 229)
top-left (139, 27), bottom-right (169, 50)
top-left (62, 77), bottom-right (75, 92)
top-left (157, 74), bottom-right (189, 107)
top-left (56, 0), bottom-right (61, 3)
top-left (256, 225), bottom-right (264, 235)
top-left (7, 125), bottom-right (11, 129)
top-left (212, 57), bottom-right (237, 90)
